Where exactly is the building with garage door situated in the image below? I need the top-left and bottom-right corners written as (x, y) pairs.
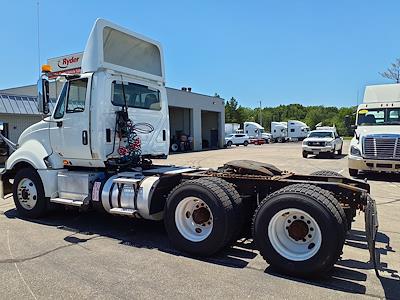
top-left (0, 81), bottom-right (225, 154)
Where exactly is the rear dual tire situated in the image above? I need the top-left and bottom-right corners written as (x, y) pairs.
top-left (252, 184), bottom-right (346, 278)
top-left (164, 178), bottom-right (242, 256)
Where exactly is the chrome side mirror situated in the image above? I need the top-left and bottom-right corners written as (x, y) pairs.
top-left (37, 76), bottom-right (50, 115)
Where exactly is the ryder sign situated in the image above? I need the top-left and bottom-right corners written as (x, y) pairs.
top-left (47, 52), bottom-right (83, 78)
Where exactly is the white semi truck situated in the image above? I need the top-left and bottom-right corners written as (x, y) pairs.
top-left (348, 84), bottom-right (400, 177)
top-left (0, 19), bottom-right (378, 278)
top-left (287, 120), bottom-right (310, 141)
top-left (271, 122), bottom-right (288, 142)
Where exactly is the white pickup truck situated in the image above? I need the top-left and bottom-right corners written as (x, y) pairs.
top-left (302, 127), bottom-right (343, 158)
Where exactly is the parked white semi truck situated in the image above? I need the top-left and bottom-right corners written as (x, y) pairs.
top-left (287, 120), bottom-right (310, 141)
top-left (271, 121), bottom-right (288, 142)
top-left (0, 19), bottom-right (378, 278)
top-left (348, 84), bottom-right (400, 177)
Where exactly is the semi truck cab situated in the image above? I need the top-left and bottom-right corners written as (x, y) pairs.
top-left (348, 84), bottom-right (400, 176)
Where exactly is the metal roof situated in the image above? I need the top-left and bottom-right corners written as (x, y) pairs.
top-left (0, 93), bottom-right (55, 115)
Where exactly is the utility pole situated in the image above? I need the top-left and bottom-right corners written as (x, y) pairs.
top-left (37, 1), bottom-right (41, 76)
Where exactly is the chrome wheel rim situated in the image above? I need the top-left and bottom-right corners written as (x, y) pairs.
top-left (268, 208), bottom-right (322, 261)
top-left (17, 178), bottom-right (38, 210)
top-left (175, 197), bottom-right (213, 242)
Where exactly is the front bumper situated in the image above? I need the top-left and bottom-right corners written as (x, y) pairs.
top-left (348, 155), bottom-right (400, 172)
top-left (303, 145), bottom-right (334, 154)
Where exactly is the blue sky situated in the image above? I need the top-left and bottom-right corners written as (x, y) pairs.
top-left (0, 0), bottom-right (399, 107)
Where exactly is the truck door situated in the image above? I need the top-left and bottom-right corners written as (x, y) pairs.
top-left (50, 76), bottom-right (92, 160)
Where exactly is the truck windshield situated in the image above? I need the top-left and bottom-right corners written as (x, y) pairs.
top-left (308, 131), bottom-right (333, 138)
top-left (357, 108), bottom-right (400, 125)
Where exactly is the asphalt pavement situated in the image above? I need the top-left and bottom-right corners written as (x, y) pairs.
top-left (0, 141), bottom-right (399, 299)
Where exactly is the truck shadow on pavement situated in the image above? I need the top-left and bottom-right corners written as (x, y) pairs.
top-left (4, 208), bottom-right (399, 299)
top-left (266, 228), bottom-right (399, 299)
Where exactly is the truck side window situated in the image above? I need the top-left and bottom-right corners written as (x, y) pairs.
top-left (54, 82), bottom-right (68, 119)
top-left (112, 81), bottom-right (161, 110)
top-left (66, 79), bottom-right (88, 113)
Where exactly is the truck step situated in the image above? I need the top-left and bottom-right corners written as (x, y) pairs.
top-left (109, 207), bottom-right (138, 216)
top-left (112, 178), bottom-right (141, 185)
top-left (50, 197), bottom-right (84, 207)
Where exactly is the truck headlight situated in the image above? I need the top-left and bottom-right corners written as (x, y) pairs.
top-left (350, 146), bottom-right (361, 157)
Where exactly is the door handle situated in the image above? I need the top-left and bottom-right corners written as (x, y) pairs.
top-left (82, 130), bottom-right (88, 145)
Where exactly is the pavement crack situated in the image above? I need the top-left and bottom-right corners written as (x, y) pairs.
top-left (0, 243), bottom-right (74, 264)
top-left (7, 230), bottom-right (38, 300)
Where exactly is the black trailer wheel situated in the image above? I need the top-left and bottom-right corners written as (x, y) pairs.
top-left (164, 179), bottom-right (236, 256)
top-left (302, 151), bottom-right (308, 158)
top-left (197, 177), bottom-right (244, 241)
top-left (252, 184), bottom-right (345, 278)
top-left (349, 168), bottom-right (358, 177)
top-left (13, 168), bottom-right (47, 219)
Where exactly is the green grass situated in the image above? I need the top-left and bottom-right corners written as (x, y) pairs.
top-left (342, 136), bottom-right (353, 140)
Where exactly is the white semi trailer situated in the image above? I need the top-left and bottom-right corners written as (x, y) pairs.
top-left (225, 123), bottom-right (240, 135)
top-left (0, 19), bottom-right (378, 278)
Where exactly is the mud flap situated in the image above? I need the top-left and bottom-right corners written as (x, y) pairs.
top-left (365, 194), bottom-right (379, 276)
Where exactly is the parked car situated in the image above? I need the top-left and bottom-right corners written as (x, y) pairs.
top-left (225, 133), bottom-right (250, 147)
top-left (302, 128), bottom-right (343, 158)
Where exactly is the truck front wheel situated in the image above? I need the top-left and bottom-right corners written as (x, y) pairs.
top-left (252, 184), bottom-right (345, 278)
top-left (13, 168), bottom-right (47, 218)
top-left (302, 151), bottom-right (308, 158)
top-left (164, 179), bottom-right (236, 256)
